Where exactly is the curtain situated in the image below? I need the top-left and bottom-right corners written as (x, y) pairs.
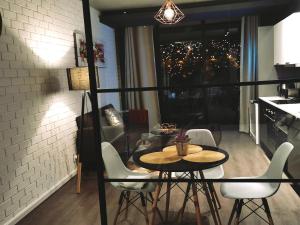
top-left (239, 16), bottom-right (258, 133)
top-left (124, 26), bottom-right (161, 128)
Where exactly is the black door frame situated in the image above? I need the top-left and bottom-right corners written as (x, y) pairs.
top-left (81, 1), bottom-right (300, 225)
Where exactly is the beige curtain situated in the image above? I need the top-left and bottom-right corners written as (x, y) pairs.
top-left (125, 26), bottom-right (161, 128)
top-left (239, 16), bottom-right (258, 133)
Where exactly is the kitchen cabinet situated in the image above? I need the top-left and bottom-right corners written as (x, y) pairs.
top-left (274, 12), bottom-right (300, 66)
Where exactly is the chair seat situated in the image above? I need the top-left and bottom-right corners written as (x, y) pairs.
top-left (220, 179), bottom-right (279, 199)
top-left (113, 181), bottom-right (156, 192)
top-left (112, 173), bottom-right (157, 192)
top-left (202, 166), bottom-right (224, 179)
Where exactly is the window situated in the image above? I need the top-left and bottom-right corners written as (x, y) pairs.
top-left (157, 22), bottom-right (241, 128)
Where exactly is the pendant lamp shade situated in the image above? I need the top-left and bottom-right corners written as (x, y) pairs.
top-left (154, 0), bottom-right (185, 25)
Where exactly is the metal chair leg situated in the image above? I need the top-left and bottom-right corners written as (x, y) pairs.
top-left (140, 193), bottom-right (150, 225)
top-left (113, 192), bottom-right (125, 225)
top-left (234, 199), bottom-right (243, 225)
top-left (262, 198), bottom-right (274, 225)
top-left (228, 200), bottom-right (239, 225)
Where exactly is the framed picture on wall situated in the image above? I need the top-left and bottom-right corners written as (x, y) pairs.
top-left (94, 41), bottom-right (105, 68)
top-left (73, 31), bottom-right (106, 67)
top-left (73, 30), bottom-right (87, 67)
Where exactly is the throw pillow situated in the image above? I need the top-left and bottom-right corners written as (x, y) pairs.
top-left (104, 107), bottom-right (123, 126)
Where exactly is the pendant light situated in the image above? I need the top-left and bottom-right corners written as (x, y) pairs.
top-left (154, 0), bottom-right (185, 25)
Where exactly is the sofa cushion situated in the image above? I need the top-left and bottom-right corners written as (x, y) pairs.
top-left (103, 105), bottom-right (124, 126)
top-left (76, 109), bottom-right (110, 129)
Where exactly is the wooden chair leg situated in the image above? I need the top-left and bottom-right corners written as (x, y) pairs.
top-left (150, 172), bottom-right (163, 225)
top-left (190, 172), bottom-right (202, 225)
top-left (211, 184), bottom-right (222, 209)
top-left (149, 192), bottom-right (154, 202)
top-left (207, 183), bottom-right (222, 225)
top-left (125, 192), bottom-right (130, 219)
top-left (179, 182), bottom-right (191, 222)
top-left (234, 200), bottom-right (243, 225)
top-left (228, 200), bottom-right (239, 225)
top-left (113, 192), bottom-right (125, 225)
top-left (262, 198), bottom-right (274, 225)
top-left (140, 193), bottom-right (149, 225)
top-left (76, 159), bottom-right (82, 194)
top-left (165, 172), bottom-right (172, 222)
top-left (201, 181), bottom-right (219, 225)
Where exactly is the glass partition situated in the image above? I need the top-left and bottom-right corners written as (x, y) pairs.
top-left (100, 82), bottom-right (300, 225)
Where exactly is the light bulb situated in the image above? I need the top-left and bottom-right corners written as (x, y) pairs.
top-left (164, 7), bottom-right (175, 21)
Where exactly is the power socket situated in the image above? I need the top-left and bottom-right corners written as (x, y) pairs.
top-left (73, 154), bottom-right (78, 164)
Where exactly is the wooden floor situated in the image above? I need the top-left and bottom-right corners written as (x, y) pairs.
top-left (17, 131), bottom-right (300, 225)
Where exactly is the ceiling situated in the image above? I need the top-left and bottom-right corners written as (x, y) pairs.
top-left (91, 0), bottom-right (214, 11)
top-left (100, 0), bottom-right (293, 28)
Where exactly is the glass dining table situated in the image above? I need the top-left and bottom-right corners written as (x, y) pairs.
top-left (133, 144), bottom-right (229, 225)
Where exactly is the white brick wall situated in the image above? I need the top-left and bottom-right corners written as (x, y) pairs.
top-left (0, 0), bottom-right (85, 224)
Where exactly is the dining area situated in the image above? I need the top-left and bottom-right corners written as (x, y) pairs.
top-left (101, 129), bottom-right (295, 225)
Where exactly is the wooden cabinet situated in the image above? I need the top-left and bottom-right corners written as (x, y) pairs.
top-left (274, 12), bottom-right (300, 65)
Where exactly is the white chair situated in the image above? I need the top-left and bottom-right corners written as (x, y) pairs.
top-left (220, 142), bottom-right (294, 225)
top-left (101, 142), bottom-right (156, 225)
top-left (176, 129), bottom-right (224, 208)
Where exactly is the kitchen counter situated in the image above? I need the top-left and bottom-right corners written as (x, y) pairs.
top-left (259, 96), bottom-right (300, 119)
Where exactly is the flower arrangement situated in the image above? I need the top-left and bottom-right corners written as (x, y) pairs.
top-left (175, 130), bottom-right (190, 156)
top-left (175, 129), bottom-right (190, 143)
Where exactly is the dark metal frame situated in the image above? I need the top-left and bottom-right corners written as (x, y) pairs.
top-left (95, 78), bottom-right (300, 93)
top-left (81, 1), bottom-right (300, 225)
top-left (0, 12), bottom-right (2, 36)
top-left (81, 1), bottom-right (107, 225)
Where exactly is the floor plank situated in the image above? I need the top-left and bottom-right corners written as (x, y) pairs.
top-left (17, 131), bottom-right (300, 225)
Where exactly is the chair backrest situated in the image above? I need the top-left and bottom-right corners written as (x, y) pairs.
top-left (263, 142), bottom-right (294, 179)
top-left (101, 142), bottom-right (129, 179)
top-left (186, 129), bottom-right (217, 147)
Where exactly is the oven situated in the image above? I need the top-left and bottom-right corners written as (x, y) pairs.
top-left (260, 103), bottom-right (288, 158)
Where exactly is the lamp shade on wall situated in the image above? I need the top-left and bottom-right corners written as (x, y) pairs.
top-left (67, 67), bottom-right (100, 90)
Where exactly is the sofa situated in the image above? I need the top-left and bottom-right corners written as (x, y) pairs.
top-left (75, 104), bottom-right (149, 169)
